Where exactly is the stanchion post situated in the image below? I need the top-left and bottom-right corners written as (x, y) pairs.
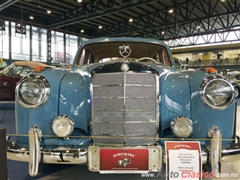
top-left (0, 128), bottom-right (8, 180)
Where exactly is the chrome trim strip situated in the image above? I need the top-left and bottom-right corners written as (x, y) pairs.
top-left (222, 141), bottom-right (240, 156)
top-left (28, 126), bottom-right (41, 177)
top-left (210, 130), bottom-right (222, 178)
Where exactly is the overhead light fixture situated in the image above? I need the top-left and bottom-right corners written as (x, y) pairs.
top-left (77, 0), bottom-right (82, 2)
top-left (161, 31), bottom-right (165, 34)
top-left (29, 15), bottom-right (34, 20)
top-left (80, 29), bottom-right (84, 33)
top-left (98, 25), bottom-right (102, 29)
top-left (47, 10), bottom-right (51, 14)
top-left (168, 9), bottom-right (174, 13)
top-left (129, 18), bottom-right (133, 22)
top-left (197, 26), bottom-right (201, 29)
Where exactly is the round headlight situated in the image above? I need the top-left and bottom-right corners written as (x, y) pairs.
top-left (52, 116), bottom-right (74, 137)
top-left (171, 116), bottom-right (193, 138)
top-left (16, 74), bottom-right (50, 108)
top-left (200, 76), bottom-right (234, 110)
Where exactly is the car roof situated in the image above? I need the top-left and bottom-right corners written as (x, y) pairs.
top-left (82, 37), bottom-right (168, 47)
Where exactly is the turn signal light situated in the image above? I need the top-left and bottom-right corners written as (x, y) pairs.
top-left (205, 67), bottom-right (217, 74)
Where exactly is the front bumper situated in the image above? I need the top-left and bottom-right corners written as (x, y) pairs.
top-left (7, 141), bottom-right (87, 164)
top-left (7, 126), bottom-right (87, 177)
top-left (6, 126), bottom-right (240, 177)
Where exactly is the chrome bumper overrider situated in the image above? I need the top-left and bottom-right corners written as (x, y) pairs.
top-left (6, 127), bottom-right (240, 177)
top-left (6, 126), bottom-right (87, 177)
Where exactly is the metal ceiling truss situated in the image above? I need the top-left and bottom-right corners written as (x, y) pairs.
top-left (146, 12), bottom-right (240, 38)
top-left (0, 0), bottom-right (19, 11)
top-left (165, 29), bottom-right (240, 47)
top-left (91, 0), bottom-right (240, 39)
top-left (52, 0), bottom-right (157, 28)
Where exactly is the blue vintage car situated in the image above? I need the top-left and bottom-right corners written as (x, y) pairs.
top-left (6, 37), bottom-right (240, 177)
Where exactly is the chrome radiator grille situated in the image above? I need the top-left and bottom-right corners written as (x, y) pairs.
top-left (91, 72), bottom-right (158, 146)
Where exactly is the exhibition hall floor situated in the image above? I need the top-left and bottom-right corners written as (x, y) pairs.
top-left (0, 101), bottom-right (240, 180)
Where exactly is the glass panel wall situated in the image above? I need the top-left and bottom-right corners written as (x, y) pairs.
top-left (0, 20), bottom-right (85, 66)
top-left (66, 34), bottom-right (78, 64)
top-left (51, 31), bottom-right (64, 63)
top-left (0, 21), bottom-right (9, 57)
top-left (11, 22), bottom-right (30, 60)
top-left (32, 27), bottom-right (47, 62)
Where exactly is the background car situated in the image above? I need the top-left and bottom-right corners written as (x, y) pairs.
top-left (231, 73), bottom-right (240, 83)
top-left (217, 69), bottom-right (240, 98)
top-left (174, 58), bottom-right (188, 70)
top-left (0, 61), bottom-right (48, 101)
top-left (0, 64), bottom-right (7, 71)
top-left (6, 37), bottom-right (240, 178)
top-left (232, 81), bottom-right (240, 97)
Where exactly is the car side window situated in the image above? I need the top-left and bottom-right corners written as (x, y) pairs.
top-left (78, 49), bottom-right (86, 65)
top-left (77, 49), bottom-right (94, 65)
top-left (156, 48), bottom-right (172, 67)
top-left (162, 49), bottom-right (172, 66)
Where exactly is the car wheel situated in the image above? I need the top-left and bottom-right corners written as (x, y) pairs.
top-left (234, 87), bottom-right (239, 97)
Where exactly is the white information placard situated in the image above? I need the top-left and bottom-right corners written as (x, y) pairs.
top-left (165, 141), bottom-right (202, 180)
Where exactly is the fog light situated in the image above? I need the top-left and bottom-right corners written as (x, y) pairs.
top-left (171, 116), bottom-right (193, 138)
top-left (52, 115), bottom-right (74, 137)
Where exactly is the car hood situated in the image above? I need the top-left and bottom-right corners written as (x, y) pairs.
top-left (74, 60), bottom-right (174, 77)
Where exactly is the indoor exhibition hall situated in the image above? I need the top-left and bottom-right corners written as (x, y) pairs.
top-left (0, 0), bottom-right (240, 180)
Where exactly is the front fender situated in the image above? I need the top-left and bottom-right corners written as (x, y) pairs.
top-left (59, 69), bottom-right (92, 133)
top-left (15, 68), bottom-right (69, 145)
top-left (160, 72), bottom-right (191, 134)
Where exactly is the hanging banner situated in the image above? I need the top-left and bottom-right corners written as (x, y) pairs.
top-left (15, 23), bottom-right (26, 34)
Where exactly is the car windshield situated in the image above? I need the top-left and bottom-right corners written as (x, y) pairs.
top-left (76, 41), bottom-right (172, 67)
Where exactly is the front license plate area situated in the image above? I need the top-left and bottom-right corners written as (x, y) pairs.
top-left (88, 146), bottom-right (162, 173)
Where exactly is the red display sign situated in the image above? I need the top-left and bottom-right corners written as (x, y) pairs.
top-left (100, 148), bottom-right (148, 171)
top-left (165, 141), bottom-right (201, 153)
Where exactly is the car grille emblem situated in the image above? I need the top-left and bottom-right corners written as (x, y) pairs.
top-left (119, 45), bottom-right (131, 58)
top-left (119, 45), bottom-right (131, 72)
top-left (120, 63), bottom-right (129, 72)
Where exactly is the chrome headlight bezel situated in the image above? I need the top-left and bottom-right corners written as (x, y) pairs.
top-left (15, 74), bottom-right (50, 109)
top-left (171, 116), bottom-right (194, 138)
top-left (52, 115), bottom-right (75, 137)
top-left (200, 76), bottom-right (234, 110)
